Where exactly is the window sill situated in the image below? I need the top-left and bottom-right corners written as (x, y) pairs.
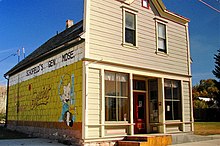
top-left (155, 50), bottom-right (169, 57)
top-left (105, 121), bottom-right (133, 126)
top-left (122, 43), bottom-right (138, 50)
top-left (165, 120), bottom-right (182, 125)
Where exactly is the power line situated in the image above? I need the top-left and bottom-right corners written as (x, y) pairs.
top-left (198, 0), bottom-right (220, 13)
top-left (0, 53), bottom-right (16, 64)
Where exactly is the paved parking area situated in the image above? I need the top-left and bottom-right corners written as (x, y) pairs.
top-left (0, 138), bottom-right (66, 146)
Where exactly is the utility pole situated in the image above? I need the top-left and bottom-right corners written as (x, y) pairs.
top-left (22, 47), bottom-right (25, 59)
top-left (17, 49), bottom-right (20, 63)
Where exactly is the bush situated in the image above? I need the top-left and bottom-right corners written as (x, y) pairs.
top-left (194, 108), bottom-right (220, 122)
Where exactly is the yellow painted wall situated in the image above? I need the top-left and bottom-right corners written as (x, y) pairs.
top-left (7, 61), bottom-right (83, 124)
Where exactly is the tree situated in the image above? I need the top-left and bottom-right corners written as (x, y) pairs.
top-left (213, 49), bottom-right (220, 79)
top-left (192, 79), bottom-right (219, 108)
top-left (213, 49), bottom-right (220, 107)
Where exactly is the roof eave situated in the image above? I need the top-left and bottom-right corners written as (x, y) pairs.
top-left (152, 0), bottom-right (190, 25)
top-left (5, 33), bottom-right (84, 77)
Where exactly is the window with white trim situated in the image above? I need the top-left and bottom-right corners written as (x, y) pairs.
top-left (164, 79), bottom-right (182, 120)
top-left (105, 71), bottom-right (129, 121)
top-left (157, 22), bottom-right (167, 53)
top-left (124, 10), bottom-right (137, 46)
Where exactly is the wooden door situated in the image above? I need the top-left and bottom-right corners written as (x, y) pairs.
top-left (134, 92), bottom-right (146, 134)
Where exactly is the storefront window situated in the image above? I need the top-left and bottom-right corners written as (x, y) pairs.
top-left (105, 71), bottom-right (129, 121)
top-left (149, 79), bottom-right (159, 123)
top-left (164, 79), bottom-right (182, 120)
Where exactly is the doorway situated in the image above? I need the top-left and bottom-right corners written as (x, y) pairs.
top-left (133, 92), bottom-right (146, 134)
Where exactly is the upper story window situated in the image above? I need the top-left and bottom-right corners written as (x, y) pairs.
top-left (157, 22), bottom-right (167, 53)
top-left (125, 11), bottom-right (136, 46)
top-left (122, 5), bottom-right (138, 48)
top-left (142, 0), bottom-right (149, 9)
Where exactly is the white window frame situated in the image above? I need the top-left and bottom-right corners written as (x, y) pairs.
top-left (164, 79), bottom-right (182, 121)
top-left (104, 71), bottom-right (129, 122)
top-left (122, 6), bottom-right (138, 49)
top-left (156, 20), bottom-right (168, 54)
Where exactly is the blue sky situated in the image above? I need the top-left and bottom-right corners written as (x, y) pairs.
top-left (0, 0), bottom-right (219, 86)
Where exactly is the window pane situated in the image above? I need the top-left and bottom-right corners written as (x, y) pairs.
top-left (125, 12), bottom-right (135, 29)
top-left (164, 79), bottom-right (182, 121)
top-left (118, 98), bottom-right (128, 121)
top-left (173, 101), bottom-right (182, 120)
top-left (158, 38), bottom-right (166, 51)
top-left (143, 0), bottom-right (148, 7)
top-left (165, 101), bottom-right (173, 120)
top-left (105, 72), bottom-right (129, 121)
top-left (165, 86), bottom-right (172, 99)
top-left (105, 97), bottom-right (116, 121)
top-left (149, 79), bottom-right (159, 123)
top-left (173, 82), bottom-right (181, 100)
top-left (125, 28), bottom-right (135, 45)
top-left (133, 80), bottom-right (146, 90)
top-left (105, 72), bottom-right (116, 96)
top-left (158, 23), bottom-right (166, 38)
top-left (116, 73), bottom-right (128, 96)
top-left (105, 71), bottom-right (115, 81)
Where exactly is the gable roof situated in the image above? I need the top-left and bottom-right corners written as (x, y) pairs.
top-left (117, 0), bottom-right (189, 24)
top-left (5, 20), bottom-right (84, 77)
top-left (152, 0), bottom-right (190, 24)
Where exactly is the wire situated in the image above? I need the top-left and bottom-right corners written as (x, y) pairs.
top-left (198, 0), bottom-right (220, 13)
top-left (0, 53), bottom-right (17, 64)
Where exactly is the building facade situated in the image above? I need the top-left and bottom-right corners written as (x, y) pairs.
top-left (0, 86), bottom-right (6, 116)
top-left (5, 0), bottom-right (193, 145)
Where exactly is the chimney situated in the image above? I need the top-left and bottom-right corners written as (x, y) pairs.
top-left (66, 20), bottom-right (74, 29)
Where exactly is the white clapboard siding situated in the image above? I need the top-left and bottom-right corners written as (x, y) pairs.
top-left (185, 124), bottom-right (192, 132)
top-left (183, 81), bottom-right (191, 123)
top-left (87, 68), bottom-right (101, 138)
top-left (88, 0), bottom-right (189, 75)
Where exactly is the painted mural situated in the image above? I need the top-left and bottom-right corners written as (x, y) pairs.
top-left (7, 61), bottom-right (83, 125)
top-left (31, 86), bottom-right (51, 110)
top-left (58, 74), bottom-right (76, 127)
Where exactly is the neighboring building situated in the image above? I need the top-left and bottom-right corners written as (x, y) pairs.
top-left (4, 0), bottom-right (193, 145)
top-left (198, 97), bottom-right (211, 102)
top-left (0, 85), bottom-right (6, 114)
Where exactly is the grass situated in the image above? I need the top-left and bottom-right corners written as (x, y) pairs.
top-left (194, 122), bottom-right (220, 135)
top-left (0, 126), bottom-right (29, 139)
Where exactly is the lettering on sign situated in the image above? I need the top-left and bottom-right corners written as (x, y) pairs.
top-left (26, 64), bottom-right (43, 76)
top-left (25, 48), bottom-right (81, 77)
top-left (48, 59), bottom-right (56, 68)
top-left (62, 50), bottom-right (75, 62)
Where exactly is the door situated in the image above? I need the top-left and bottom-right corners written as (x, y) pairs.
top-left (133, 92), bottom-right (146, 134)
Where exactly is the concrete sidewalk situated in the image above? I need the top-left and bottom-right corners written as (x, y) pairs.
top-left (0, 135), bottom-right (219, 146)
top-left (0, 138), bottom-right (66, 146)
top-left (171, 138), bottom-right (220, 146)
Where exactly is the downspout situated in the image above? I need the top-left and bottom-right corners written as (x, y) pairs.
top-left (4, 75), bottom-right (9, 128)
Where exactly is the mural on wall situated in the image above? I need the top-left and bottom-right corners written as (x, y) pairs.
top-left (31, 86), bottom-right (51, 110)
top-left (58, 73), bottom-right (76, 127)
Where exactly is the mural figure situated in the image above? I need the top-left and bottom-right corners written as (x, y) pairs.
top-left (58, 74), bottom-right (76, 127)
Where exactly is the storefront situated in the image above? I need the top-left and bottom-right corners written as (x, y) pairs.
top-left (84, 62), bottom-right (193, 141)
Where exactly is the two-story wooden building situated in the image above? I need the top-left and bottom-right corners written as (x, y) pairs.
top-left (5, 0), bottom-right (193, 145)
